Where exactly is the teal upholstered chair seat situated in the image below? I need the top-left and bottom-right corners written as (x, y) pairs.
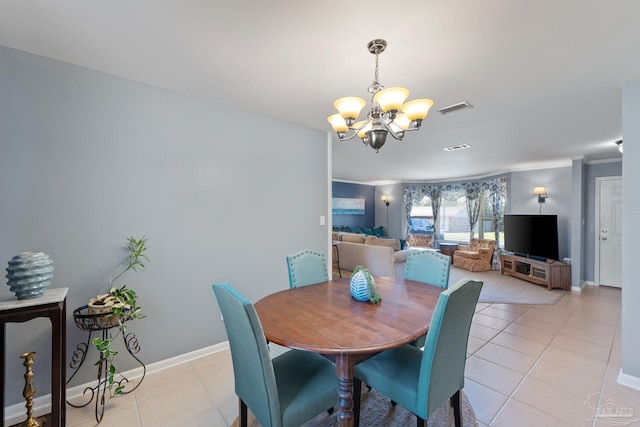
top-left (211, 283), bottom-right (338, 427)
top-left (286, 250), bottom-right (329, 288)
top-left (404, 249), bottom-right (452, 348)
top-left (353, 279), bottom-right (482, 427)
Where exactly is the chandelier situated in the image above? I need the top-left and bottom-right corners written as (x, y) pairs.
top-left (327, 39), bottom-right (434, 153)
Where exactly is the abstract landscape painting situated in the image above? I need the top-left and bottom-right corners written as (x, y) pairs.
top-left (332, 198), bottom-right (365, 215)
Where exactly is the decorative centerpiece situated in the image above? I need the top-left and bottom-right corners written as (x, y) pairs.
top-left (350, 265), bottom-right (382, 303)
top-left (5, 252), bottom-right (54, 300)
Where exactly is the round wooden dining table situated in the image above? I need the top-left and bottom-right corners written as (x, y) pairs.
top-left (254, 276), bottom-right (444, 427)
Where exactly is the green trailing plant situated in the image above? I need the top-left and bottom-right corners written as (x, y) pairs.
top-left (352, 265), bottom-right (382, 304)
top-left (90, 236), bottom-right (149, 395)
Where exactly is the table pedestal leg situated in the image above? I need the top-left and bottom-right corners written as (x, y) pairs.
top-left (335, 353), bottom-right (354, 427)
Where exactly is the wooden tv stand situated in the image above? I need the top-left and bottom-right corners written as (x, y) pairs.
top-left (501, 253), bottom-right (571, 290)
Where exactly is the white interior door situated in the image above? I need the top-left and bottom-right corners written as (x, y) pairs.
top-left (596, 177), bottom-right (623, 288)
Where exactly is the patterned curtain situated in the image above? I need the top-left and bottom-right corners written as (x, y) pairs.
top-left (403, 184), bottom-right (426, 235)
top-left (428, 188), bottom-right (442, 243)
top-left (484, 176), bottom-right (508, 270)
top-left (463, 181), bottom-right (482, 242)
top-left (490, 194), bottom-right (503, 242)
top-left (489, 193), bottom-right (503, 269)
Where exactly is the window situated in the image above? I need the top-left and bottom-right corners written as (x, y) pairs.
top-left (460, 194), bottom-right (505, 244)
top-left (438, 196), bottom-right (469, 241)
top-left (409, 197), bottom-right (434, 235)
top-left (412, 193), bottom-right (504, 244)
top-left (483, 194), bottom-right (505, 247)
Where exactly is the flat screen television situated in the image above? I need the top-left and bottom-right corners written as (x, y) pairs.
top-left (503, 214), bottom-right (559, 261)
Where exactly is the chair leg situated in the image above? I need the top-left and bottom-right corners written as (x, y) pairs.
top-left (416, 416), bottom-right (425, 427)
top-left (353, 378), bottom-right (362, 427)
top-left (450, 390), bottom-right (462, 427)
top-left (239, 398), bottom-right (248, 427)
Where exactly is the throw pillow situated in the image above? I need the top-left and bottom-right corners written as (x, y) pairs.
top-left (362, 227), bottom-right (375, 236)
top-left (341, 232), bottom-right (366, 244)
top-left (364, 236), bottom-right (401, 251)
top-left (373, 226), bottom-right (385, 237)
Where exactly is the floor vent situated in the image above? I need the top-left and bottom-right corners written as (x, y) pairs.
top-left (443, 143), bottom-right (471, 152)
top-left (438, 101), bottom-right (473, 115)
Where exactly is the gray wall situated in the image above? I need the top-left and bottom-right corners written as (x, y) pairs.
top-left (375, 183), bottom-right (404, 239)
top-left (0, 46), bottom-right (329, 406)
top-left (622, 79), bottom-right (640, 380)
top-left (507, 168), bottom-right (573, 261)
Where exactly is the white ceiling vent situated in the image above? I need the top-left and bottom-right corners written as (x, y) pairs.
top-left (438, 101), bottom-right (473, 115)
top-left (443, 143), bottom-right (471, 152)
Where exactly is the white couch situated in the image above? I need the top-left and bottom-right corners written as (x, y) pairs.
top-left (334, 232), bottom-right (423, 278)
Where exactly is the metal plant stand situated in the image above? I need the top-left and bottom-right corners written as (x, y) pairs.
top-left (66, 305), bottom-right (146, 423)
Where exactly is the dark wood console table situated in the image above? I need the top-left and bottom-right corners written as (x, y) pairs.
top-left (501, 254), bottom-right (571, 290)
top-left (438, 242), bottom-right (459, 257)
top-left (1, 288), bottom-right (67, 427)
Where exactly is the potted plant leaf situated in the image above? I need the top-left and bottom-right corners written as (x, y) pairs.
top-left (82, 236), bottom-right (149, 395)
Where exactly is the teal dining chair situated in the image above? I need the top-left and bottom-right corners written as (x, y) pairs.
top-left (353, 278), bottom-right (483, 427)
top-left (286, 250), bottom-right (329, 288)
top-left (404, 249), bottom-right (452, 348)
top-left (211, 283), bottom-right (338, 427)
top-left (404, 249), bottom-right (451, 288)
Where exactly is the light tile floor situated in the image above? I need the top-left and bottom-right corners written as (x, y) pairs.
top-left (65, 283), bottom-right (640, 427)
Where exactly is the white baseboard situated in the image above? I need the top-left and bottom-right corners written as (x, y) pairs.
top-left (618, 369), bottom-right (640, 391)
top-left (4, 342), bottom-right (230, 426)
top-left (571, 280), bottom-right (591, 292)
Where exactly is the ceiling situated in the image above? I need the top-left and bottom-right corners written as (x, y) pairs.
top-left (1, 1), bottom-right (636, 185)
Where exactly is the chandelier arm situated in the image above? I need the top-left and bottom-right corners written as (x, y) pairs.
top-left (380, 119), bottom-right (405, 141)
top-left (336, 129), bottom-right (361, 142)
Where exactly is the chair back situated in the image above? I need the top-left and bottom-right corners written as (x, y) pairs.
top-left (286, 250), bottom-right (329, 288)
top-left (211, 283), bottom-right (281, 427)
top-left (406, 234), bottom-right (433, 248)
top-left (470, 238), bottom-right (496, 251)
top-left (404, 250), bottom-right (451, 288)
top-left (417, 278), bottom-right (483, 416)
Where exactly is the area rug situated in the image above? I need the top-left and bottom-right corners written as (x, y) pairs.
top-left (449, 266), bottom-right (565, 305)
top-left (231, 386), bottom-right (476, 427)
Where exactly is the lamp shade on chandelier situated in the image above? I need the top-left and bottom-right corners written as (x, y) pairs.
top-left (328, 39), bottom-right (434, 152)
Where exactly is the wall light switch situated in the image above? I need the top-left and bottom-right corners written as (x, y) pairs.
top-left (320, 215), bottom-right (326, 226)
